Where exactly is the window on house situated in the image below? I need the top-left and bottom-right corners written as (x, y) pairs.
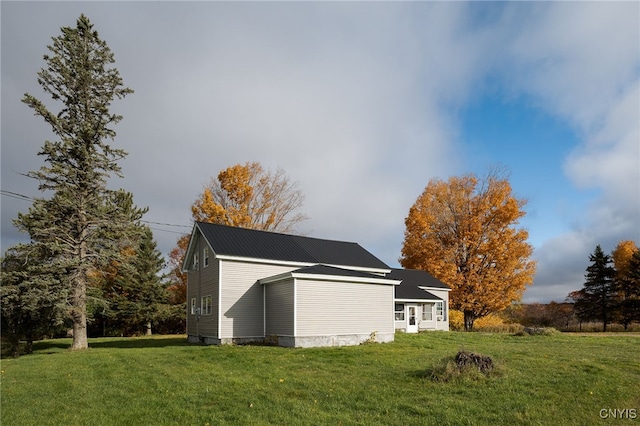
top-left (436, 301), bottom-right (446, 320)
top-left (395, 303), bottom-right (405, 321)
top-left (422, 303), bottom-right (433, 321)
top-left (190, 298), bottom-right (196, 315)
top-left (203, 247), bottom-right (209, 268)
top-left (201, 295), bottom-right (212, 316)
top-left (193, 253), bottom-right (199, 271)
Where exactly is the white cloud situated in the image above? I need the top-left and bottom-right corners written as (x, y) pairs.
top-left (499, 2), bottom-right (640, 301)
top-left (2, 2), bottom-right (637, 304)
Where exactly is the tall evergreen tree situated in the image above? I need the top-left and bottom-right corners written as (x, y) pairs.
top-left (16, 14), bottom-right (136, 349)
top-left (100, 226), bottom-right (166, 336)
top-left (581, 245), bottom-right (616, 331)
top-left (1, 245), bottom-right (68, 356)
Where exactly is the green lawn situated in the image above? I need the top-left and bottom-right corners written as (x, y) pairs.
top-left (1, 332), bottom-right (638, 425)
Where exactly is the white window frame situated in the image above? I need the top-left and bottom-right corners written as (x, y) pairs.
top-left (422, 303), bottom-right (433, 321)
top-left (436, 301), bottom-right (446, 321)
top-left (203, 247), bottom-right (209, 268)
top-left (201, 295), bottom-right (212, 316)
top-left (190, 298), bottom-right (196, 315)
top-left (193, 253), bottom-right (199, 271)
top-left (395, 303), bottom-right (405, 321)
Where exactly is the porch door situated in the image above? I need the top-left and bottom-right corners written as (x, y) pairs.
top-left (407, 305), bottom-right (418, 333)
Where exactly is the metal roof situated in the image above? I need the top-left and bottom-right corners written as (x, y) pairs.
top-left (195, 221), bottom-right (390, 270)
top-left (389, 268), bottom-right (450, 300)
top-left (387, 268), bottom-right (450, 289)
top-left (292, 264), bottom-right (390, 279)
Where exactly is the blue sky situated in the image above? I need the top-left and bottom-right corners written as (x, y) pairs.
top-left (2, 2), bottom-right (639, 303)
top-left (461, 92), bottom-right (589, 244)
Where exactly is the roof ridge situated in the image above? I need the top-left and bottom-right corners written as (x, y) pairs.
top-left (196, 221), bottom-right (357, 245)
top-left (194, 221), bottom-right (390, 270)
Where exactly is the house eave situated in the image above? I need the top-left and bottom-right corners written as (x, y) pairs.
top-left (217, 254), bottom-right (391, 276)
top-left (394, 297), bottom-right (443, 303)
top-left (418, 286), bottom-right (452, 292)
top-left (260, 271), bottom-right (400, 286)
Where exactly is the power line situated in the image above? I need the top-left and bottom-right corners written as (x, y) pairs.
top-left (147, 226), bottom-right (189, 235)
top-left (1, 189), bottom-right (191, 231)
top-left (140, 219), bottom-right (191, 229)
top-left (0, 190), bottom-right (35, 201)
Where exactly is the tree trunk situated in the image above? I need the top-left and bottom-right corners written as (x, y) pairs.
top-left (463, 311), bottom-right (475, 331)
top-left (70, 204), bottom-right (90, 350)
top-left (70, 279), bottom-right (89, 349)
top-left (71, 240), bottom-right (89, 350)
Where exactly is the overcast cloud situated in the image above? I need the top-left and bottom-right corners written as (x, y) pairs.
top-left (2, 2), bottom-right (638, 303)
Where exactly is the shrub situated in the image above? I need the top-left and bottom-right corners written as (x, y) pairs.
top-left (514, 327), bottom-right (560, 336)
top-left (449, 310), bottom-right (464, 331)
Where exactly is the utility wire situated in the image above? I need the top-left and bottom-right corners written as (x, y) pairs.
top-left (1, 189), bottom-right (191, 232)
top-left (0, 190), bottom-right (35, 201)
top-left (140, 220), bottom-right (191, 229)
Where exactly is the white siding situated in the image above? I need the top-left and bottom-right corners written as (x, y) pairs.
top-left (220, 261), bottom-right (296, 339)
top-left (186, 233), bottom-right (200, 337)
top-left (198, 259), bottom-right (219, 337)
top-left (418, 303), bottom-right (436, 331)
top-left (186, 233), bottom-right (220, 338)
top-left (296, 279), bottom-right (394, 336)
top-left (265, 280), bottom-right (295, 336)
top-left (429, 289), bottom-right (450, 331)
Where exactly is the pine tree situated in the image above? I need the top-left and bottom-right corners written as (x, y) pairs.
top-left (16, 14), bottom-right (137, 349)
top-left (101, 226), bottom-right (166, 336)
top-left (581, 245), bottom-right (616, 331)
top-left (0, 245), bottom-right (68, 356)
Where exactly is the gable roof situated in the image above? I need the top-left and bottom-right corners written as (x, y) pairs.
top-left (292, 264), bottom-right (388, 279)
top-left (192, 222), bottom-right (390, 271)
top-left (389, 269), bottom-right (450, 301)
top-left (260, 264), bottom-right (400, 286)
top-left (387, 268), bottom-right (450, 290)
top-left (395, 285), bottom-right (443, 301)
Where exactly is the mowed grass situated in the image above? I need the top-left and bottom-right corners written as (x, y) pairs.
top-left (1, 332), bottom-right (639, 425)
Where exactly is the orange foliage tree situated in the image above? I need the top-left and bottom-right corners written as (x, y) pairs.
top-left (400, 168), bottom-right (536, 331)
top-left (612, 240), bottom-right (640, 329)
top-left (191, 162), bottom-right (308, 233)
top-left (167, 162), bottom-right (309, 299)
top-left (612, 240), bottom-right (637, 279)
top-left (166, 235), bottom-right (189, 305)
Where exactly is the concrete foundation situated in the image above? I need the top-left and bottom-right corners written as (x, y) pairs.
top-left (187, 332), bottom-right (394, 348)
top-left (278, 332), bottom-right (394, 348)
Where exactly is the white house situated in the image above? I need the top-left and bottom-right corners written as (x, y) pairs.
top-left (183, 221), bottom-right (449, 348)
top-left (390, 269), bottom-right (450, 333)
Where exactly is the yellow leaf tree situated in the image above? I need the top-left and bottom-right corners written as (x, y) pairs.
top-left (400, 168), bottom-right (536, 331)
top-left (612, 240), bottom-right (637, 279)
top-left (168, 162), bottom-right (309, 296)
top-left (191, 162), bottom-right (308, 233)
top-left (611, 240), bottom-right (639, 329)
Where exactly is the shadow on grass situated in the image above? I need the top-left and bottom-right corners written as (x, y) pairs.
top-left (88, 337), bottom-right (192, 349)
top-left (25, 335), bottom-right (195, 354)
top-left (408, 368), bottom-right (436, 380)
